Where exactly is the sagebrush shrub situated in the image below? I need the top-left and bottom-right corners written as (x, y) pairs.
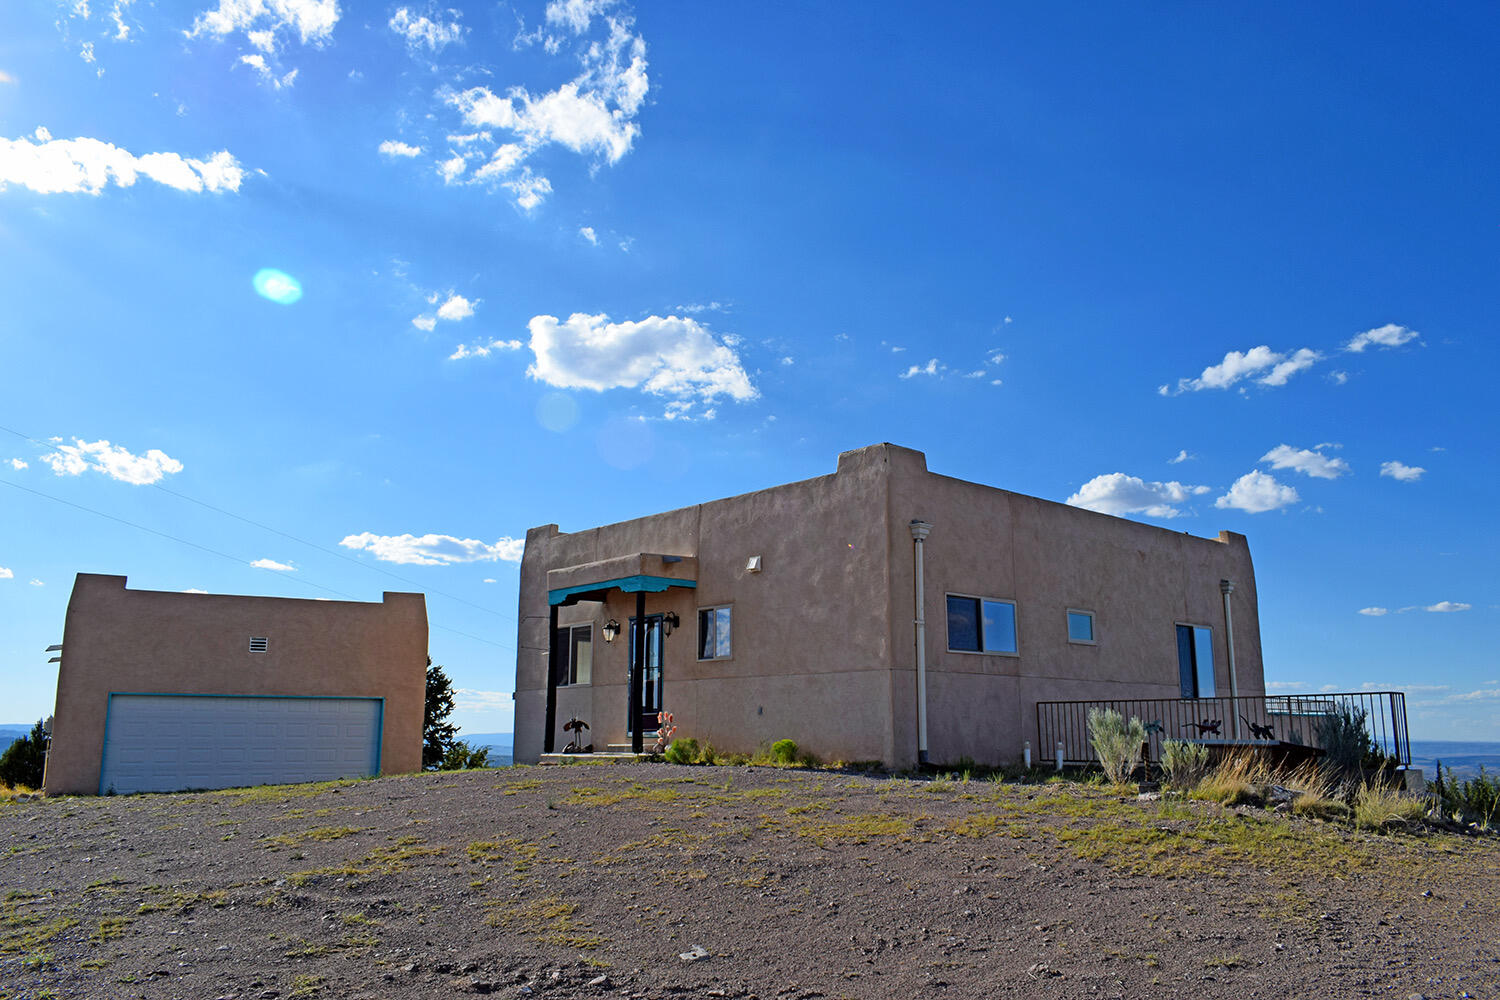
top-left (1087, 708), bottom-right (1145, 784)
top-left (1159, 739), bottom-right (1209, 790)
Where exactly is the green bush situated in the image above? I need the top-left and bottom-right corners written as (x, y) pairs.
top-left (439, 740), bottom-right (491, 771)
top-left (0, 720), bottom-right (47, 790)
top-left (1159, 739), bottom-right (1209, 791)
top-left (1086, 708), bottom-right (1145, 784)
top-left (1433, 763), bottom-right (1500, 829)
top-left (664, 737), bottom-right (701, 765)
top-left (1314, 705), bottom-right (1379, 792)
top-left (769, 739), bottom-right (799, 765)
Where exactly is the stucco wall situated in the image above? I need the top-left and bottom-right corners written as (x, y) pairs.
top-left (516, 443), bottom-right (1265, 770)
top-left (885, 450), bottom-right (1263, 766)
top-left (44, 574), bottom-right (428, 795)
top-left (516, 445), bottom-right (897, 764)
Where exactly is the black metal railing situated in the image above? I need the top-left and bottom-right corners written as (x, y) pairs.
top-left (1035, 691), bottom-right (1410, 767)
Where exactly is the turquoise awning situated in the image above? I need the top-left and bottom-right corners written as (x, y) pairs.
top-left (547, 574), bottom-right (697, 607)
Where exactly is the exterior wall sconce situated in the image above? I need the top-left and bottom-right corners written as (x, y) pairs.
top-left (662, 611), bottom-right (680, 636)
top-left (601, 619), bottom-right (621, 643)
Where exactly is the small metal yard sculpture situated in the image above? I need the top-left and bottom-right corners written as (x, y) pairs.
top-left (1192, 718), bottom-right (1223, 737)
top-left (1240, 715), bottom-right (1276, 740)
top-left (562, 717), bottom-right (592, 753)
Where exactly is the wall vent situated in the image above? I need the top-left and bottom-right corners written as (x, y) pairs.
top-left (248, 636), bottom-right (269, 653)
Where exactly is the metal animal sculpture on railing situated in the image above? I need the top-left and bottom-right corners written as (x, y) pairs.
top-left (562, 717), bottom-right (592, 753)
top-left (1192, 718), bottom-right (1223, 736)
top-left (1240, 715), bottom-right (1276, 740)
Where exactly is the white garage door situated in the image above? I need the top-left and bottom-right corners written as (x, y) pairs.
top-left (100, 694), bottom-right (382, 795)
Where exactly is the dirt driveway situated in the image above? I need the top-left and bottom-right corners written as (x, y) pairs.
top-left (2, 763), bottom-right (1497, 999)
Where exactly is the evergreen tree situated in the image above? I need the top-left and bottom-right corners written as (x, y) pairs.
top-left (423, 659), bottom-right (459, 770)
top-left (0, 719), bottom-right (48, 790)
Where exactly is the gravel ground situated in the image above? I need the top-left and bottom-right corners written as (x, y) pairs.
top-left (2, 763), bottom-right (1497, 999)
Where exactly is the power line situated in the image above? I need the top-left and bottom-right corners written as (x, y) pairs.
top-left (0, 422), bottom-right (518, 648)
top-left (0, 475), bottom-right (513, 651)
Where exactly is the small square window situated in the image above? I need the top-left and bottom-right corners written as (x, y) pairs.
top-left (248, 636), bottom-right (269, 653)
top-left (946, 595), bottom-right (1017, 654)
top-left (698, 606), bottom-right (732, 660)
top-left (1067, 610), bottom-right (1095, 644)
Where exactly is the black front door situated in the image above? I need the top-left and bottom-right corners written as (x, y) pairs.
top-left (627, 615), bottom-right (664, 734)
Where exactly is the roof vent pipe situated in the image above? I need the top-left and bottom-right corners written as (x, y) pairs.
top-left (910, 520), bottom-right (933, 766)
top-left (1221, 579), bottom-right (1239, 739)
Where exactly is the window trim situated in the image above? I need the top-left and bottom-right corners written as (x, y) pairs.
top-left (1065, 609), bottom-right (1096, 645)
top-left (555, 623), bottom-right (593, 686)
top-left (944, 592), bottom-right (1019, 656)
top-left (696, 604), bottom-right (733, 662)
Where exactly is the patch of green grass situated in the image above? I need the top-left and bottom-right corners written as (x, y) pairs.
top-left (1203, 953), bottom-right (1242, 968)
top-left (285, 842), bottom-right (447, 887)
top-left (1353, 782), bottom-right (1427, 832)
top-left (483, 896), bottom-right (604, 949)
top-left (137, 888), bottom-right (228, 914)
top-left (90, 915), bottom-right (134, 942)
top-left (213, 778), bottom-right (361, 805)
top-left (262, 826), bottom-right (364, 850)
top-left (796, 813), bottom-right (917, 845)
top-left (290, 974), bottom-right (326, 997)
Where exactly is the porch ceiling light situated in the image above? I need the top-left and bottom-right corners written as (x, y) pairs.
top-left (662, 611), bottom-right (681, 636)
top-left (602, 619), bottom-right (621, 643)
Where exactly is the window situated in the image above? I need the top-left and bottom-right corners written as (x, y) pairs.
top-left (698, 606), bottom-right (732, 660)
top-left (554, 624), bottom-right (592, 685)
top-left (248, 636), bottom-right (269, 653)
top-left (1066, 610), bottom-right (1095, 644)
top-left (1176, 624), bottom-right (1214, 698)
top-left (946, 595), bottom-right (1017, 654)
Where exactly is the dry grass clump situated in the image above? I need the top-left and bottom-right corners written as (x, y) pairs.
top-left (1188, 752), bottom-right (1267, 806)
top-left (1159, 740), bottom-right (1209, 791)
top-left (1352, 781), bottom-right (1426, 832)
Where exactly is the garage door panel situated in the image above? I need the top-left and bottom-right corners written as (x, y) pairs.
top-left (100, 695), bottom-right (381, 795)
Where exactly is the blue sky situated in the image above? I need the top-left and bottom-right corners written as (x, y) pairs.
top-left (2, 1), bottom-right (1496, 741)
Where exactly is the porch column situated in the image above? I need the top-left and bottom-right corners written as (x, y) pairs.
top-left (630, 590), bottom-right (645, 753)
top-left (544, 604), bottom-right (559, 754)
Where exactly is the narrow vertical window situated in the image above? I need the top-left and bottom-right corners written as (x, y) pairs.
top-left (1176, 624), bottom-right (1215, 698)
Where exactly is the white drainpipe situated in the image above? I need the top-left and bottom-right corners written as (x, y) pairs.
top-left (910, 520), bottom-right (933, 765)
top-left (1221, 579), bottom-right (1239, 739)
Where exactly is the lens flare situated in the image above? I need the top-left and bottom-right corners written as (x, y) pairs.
top-left (252, 268), bottom-right (303, 305)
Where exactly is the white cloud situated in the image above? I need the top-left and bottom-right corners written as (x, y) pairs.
top-left (8, 458), bottom-right (26, 470)
top-left (436, 9), bottom-right (648, 209)
top-left (1257, 348), bottom-right (1322, 387)
top-left (1357, 607), bottom-right (1388, 616)
top-left (438, 155), bottom-right (466, 183)
top-left (546, 0), bottom-right (614, 34)
top-left (239, 53), bottom-right (298, 88)
top-left (340, 532), bottom-right (525, 565)
top-left (1066, 473), bottom-right (1211, 519)
top-left (1328, 370), bottom-right (1350, 385)
top-left (1168, 450), bottom-right (1193, 465)
top-left (435, 294), bottom-right (476, 321)
top-left (899, 358), bottom-right (940, 379)
top-left (987, 350), bottom-right (1006, 366)
top-left (411, 315), bottom-right (437, 332)
top-left (450, 339), bottom-right (522, 361)
top-left (1260, 444), bottom-right (1350, 480)
top-left (674, 302), bottom-right (726, 315)
top-left (379, 139), bottom-right (424, 158)
top-left (1162, 344), bottom-right (1321, 394)
top-left (1380, 460), bottom-right (1424, 482)
top-left (1425, 601), bottom-right (1471, 613)
top-left (0, 71), bottom-right (15, 85)
top-left (182, 588), bottom-right (209, 594)
top-left (579, 225), bottom-right (598, 245)
top-left (28, 578), bottom-right (43, 587)
top-left (0, 128), bottom-right (245, 195)
top-left (482, 577), bottom-right (497, 584)
top-left (0, 567), bottom-right (12, 579)
top-left (1215, 471), bottom-right (1299, 513)
top-left (454, 687), bottom-right (514, 712)
top-left (526, 313), bottom-right (757, 410)
top-left (389, 7), bottom-right (464, 51)
top-left (1346, 323), bottom-right (1419, 353)
top-left (189, 0), bottom-right (339, 45)
top-left (43, 438), bottom-right (183, 485)
top-left (250, 558), bottom-right (296, 571)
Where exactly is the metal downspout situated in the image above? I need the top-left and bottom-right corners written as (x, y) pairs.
top-left (1221, 579), bottom-right (1239, 739)
top-left (911, 520), bottom-right (932, 765)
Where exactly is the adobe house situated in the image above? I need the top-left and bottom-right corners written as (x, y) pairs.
top-left (514, 443), bottom-right (1263, 768)
top-left (44, 574), bottom-right (427, 796)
